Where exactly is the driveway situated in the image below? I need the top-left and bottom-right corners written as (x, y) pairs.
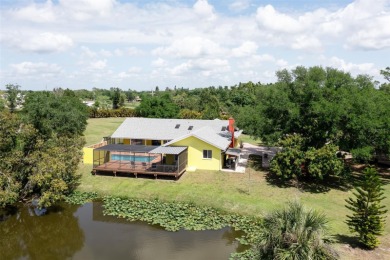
top-left (223, 143), bottom-right (279, 173)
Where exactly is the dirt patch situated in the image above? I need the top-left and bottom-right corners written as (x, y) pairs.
top-left (336, 235), bottom-right (390, 260)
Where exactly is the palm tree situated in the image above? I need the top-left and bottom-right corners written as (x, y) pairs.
top-left (258, 201), bottom-right (338, 259)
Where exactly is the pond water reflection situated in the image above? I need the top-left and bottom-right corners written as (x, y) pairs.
top-left (0, 202), bottom-right (246, 260)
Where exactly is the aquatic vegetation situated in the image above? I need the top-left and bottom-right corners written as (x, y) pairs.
top-left (102, 196), bottom-right (263, 259)
top-left (65, 191), bottom-right (98, 205)
top-left (65, 192), bottom-right (262, 259)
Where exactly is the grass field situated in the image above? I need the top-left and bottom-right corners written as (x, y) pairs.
top-left (84, 117), bottom-right (125, 146)
top-left (79, 117), bottom-right (390, 259)
top-left (239, 134), bottom-right (262, 145)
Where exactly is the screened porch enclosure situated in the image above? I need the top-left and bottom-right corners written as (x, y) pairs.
top-left (92, 144), bottom-right (188, 179)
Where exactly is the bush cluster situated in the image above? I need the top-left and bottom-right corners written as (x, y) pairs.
top-left (88, 107), bottom-right (138, 118)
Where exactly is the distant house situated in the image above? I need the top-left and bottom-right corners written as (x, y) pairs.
top-left (134, 96), bottom-right (142, 102)
top-left (84, 118), bottom-right (242, 179)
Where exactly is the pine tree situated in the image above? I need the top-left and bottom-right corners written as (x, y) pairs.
top-left (345, 167), bottom-right (388, 249)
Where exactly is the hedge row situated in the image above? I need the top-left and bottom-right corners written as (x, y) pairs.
top-left (88, 107), bottom-right (138, 118)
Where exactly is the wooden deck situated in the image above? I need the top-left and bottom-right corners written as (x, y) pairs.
top-left (92, 160), bottom-right (186, 179)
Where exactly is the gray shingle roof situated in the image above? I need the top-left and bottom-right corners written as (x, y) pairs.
top-left (110, 118), bottom-right (237, 150)
top-left (111, 118), bottom-right (228, 139)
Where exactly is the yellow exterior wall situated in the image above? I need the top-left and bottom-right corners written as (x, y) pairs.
top-left (83, 147), bottom-right (94, 164)
top-left (123, 139), bottom-right (130, 145)
top-left (169, 136), bottom-right (221, 171)
top-left (145, 140), bottom-right (152, 145)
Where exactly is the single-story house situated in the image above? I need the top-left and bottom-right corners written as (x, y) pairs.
top-left (84, 117), bottom-right (242, 178)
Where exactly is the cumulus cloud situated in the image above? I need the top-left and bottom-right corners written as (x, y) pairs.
top-left (152, 58), bottom-right (168, 67)
top-left (117, 67), bottom-right (142, 79)
top-left (328, 56), bottom-right (377, 75)
top-left (81, 46), bottom-right (97, 58)
top-left (229, 0), bottom-right (251, 12)
top-left (153, 37), bottom-right (225, 58)
top-left (193, 0), bottom-right (216, 21)
top-left (231, 41), bottom-right (258, 57)
top-left (10, 62), bottom-right (62, 77)
top-left (89, 60), bottom-right (107, 70)
top-left (12, 1), bottom-right (56, 23)
top-left (59, 0), bottom-right (116, 20)
top-left (291, 35), bottom-right (323, 52)
top-left (7, 32), bottom-right (73, 53)
top-left (256, 5), bottom-right (305, 34)
top-left (167, 58), bottom-right (230, 77)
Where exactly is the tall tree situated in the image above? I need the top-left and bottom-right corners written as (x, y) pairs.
top-left (23, 90), bottom-right (88, 138)
top-left (5, 84), bottom-right (21, 113)
top-left (110, 87), bottom-right (121, 109)
top-left (1, 90), bottom-right (88, 208)
top-left (136, 93), bottom-right (179, 118)
top-left (380, 67), bottom-right (390, 82)
top-left (345, 167), bottom-right (388, 249)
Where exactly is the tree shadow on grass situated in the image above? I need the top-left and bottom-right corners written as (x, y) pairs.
top-left (247, 154), bottom-right (263, 171)
top-left (334, 234), bottom-right (368, 250)
top-left (253, 159), bottom-right (390, 194)
top-left (264, 169), bottom-right (360, 194)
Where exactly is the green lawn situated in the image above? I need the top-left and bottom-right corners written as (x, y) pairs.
top-left (79, 117), bottom-right (390, 259)
top-left (84, 118), bottom-right (125, 146)
top-left (124, 101), bottom-right (140, 109)
top-left (239, 134), bottom-right (262, 146)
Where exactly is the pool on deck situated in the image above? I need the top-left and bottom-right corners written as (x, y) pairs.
top-left (111, 154), bottom-right (157, 162)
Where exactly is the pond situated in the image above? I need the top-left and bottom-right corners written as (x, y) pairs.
top-left (0, 202), bottom-right (247, 260)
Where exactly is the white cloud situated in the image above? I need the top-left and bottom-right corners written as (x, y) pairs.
top-left (89, 60), bottom-right (107, 70)
top-left (126, 47), bottom-right (143, 56)
top-left (345, 15), bottom-right (390, 50)
top-left (8, 32), bottom-right (73, 53)
top-left (12, 1), bottom-right (56, 23)
top-left (117, 67), bottom-right (142, 79)
top-left (81, 46), bottom-right (97, 58)
top-left (291, 35), bottom-right (323, 51)
top-left (59, 0), bottom-right (116, 20)
top-left (152, 58), bottom-right (168, 67)
top-left (114, 49), bottom-right (124, 56)
top-left (193, 0), bottom-right (216, 21)
top-left (167, 58), bottom-right (230, 77)
top-left (10, 62), bottom-right (62, 77)
top-left (231, 41), bottom-right (258, 57)
top-left (229, 0), bottom-right (251, 12)
top-left (153, 37), bottom-right (225, 58)
top-left (99, 49), bottom-right (112, 57)
top-left (328, 56), bottom-right (377, 76)
top-left (256, 5), bottom-right (305, 34)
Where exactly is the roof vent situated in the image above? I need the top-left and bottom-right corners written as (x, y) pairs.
top-left (221, 126), bottom-right (227, 131)
top-left (188, 126), bottom-right (193, 130)
top-left (175, 124), bottom-right (180, 129)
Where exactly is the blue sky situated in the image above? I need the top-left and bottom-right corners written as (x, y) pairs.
top-left (0, 0), bottom-right (389, 91)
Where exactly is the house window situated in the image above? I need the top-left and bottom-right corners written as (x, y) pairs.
top-left (131, 139), bottom-right (143, 145)
top-left (203, 150), bottom-right (212, 159)
top-left (152, 140), bottom-right (161, 146)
